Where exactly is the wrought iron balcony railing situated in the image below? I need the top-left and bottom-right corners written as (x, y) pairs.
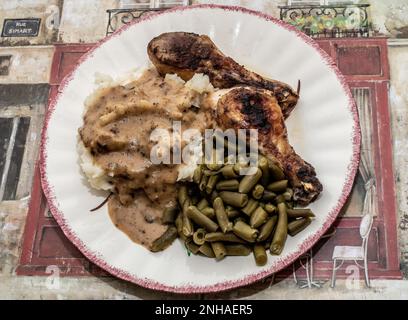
top-left (279, 3), bottom-right (370, 38)
top-left (106, 1), bottom-right (190, 36)
top-left (106, 8), bottom-right (162, 35)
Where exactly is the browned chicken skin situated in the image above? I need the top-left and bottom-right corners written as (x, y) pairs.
top-left (148, 32), bottom-right (299, 118)
top-left (147, 32), bottom-right (321, 204)
top-left (212, 87), bottom-right (322, 205)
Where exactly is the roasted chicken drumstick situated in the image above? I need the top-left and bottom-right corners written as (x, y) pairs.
top-left (209, 87), bottom-right (322, 205)
top-left (148, 32), bottom-right (299, 118)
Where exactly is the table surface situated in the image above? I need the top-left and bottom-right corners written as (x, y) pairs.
top-left (1, 0), bottom-right (408, 299)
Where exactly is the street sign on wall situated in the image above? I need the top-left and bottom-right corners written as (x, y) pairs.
top-left (1, 18), bottom-right (41, 37)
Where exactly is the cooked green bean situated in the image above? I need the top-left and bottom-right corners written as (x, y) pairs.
top-left (211, 242), bottom-right (227, 260)
top-left (267, 180), bottom-right (288, 193)
top-left (225, 206), bottom-right (240, 219)
top-left (264, 203), bottom-right (276, 214)
top-left (285, 188), bottom-right (294, 198)
top-left (181, 199), bottom-right (194, 237)
top-left (175, 213), bottom-right (187, 241)
top-left (206, 175), bottom-right (219, 194)
top-left (199, 174), bottom-right (208, 192)
top-left (282, 193), bottom-right (291, 201)
top-left (193, 228), bottom-right (206, 245)
top-left (205, 232), bottom-right (246, 243)
top-left (185, 238), bottom-right (200, 255)
top-left (258, 156), bottom-right (270, 186)
top-left (175, 213), bottom-right (182, 231)
top-left (225, 244), bottom-right (252, 256)
top-left (250, 206), bottom-right (268, 228)
top-left (233, 220), bottom-right (258, 243)
top-left (220, 164), bottom-right (239, 179)
top-left (206, 149), bottom-right (224, 171)
top-left (213, 197), bottom-right (232, 233)
top-left (239, 168), bottom-right (262, 193)
top-left (207, 162), bottom-right (223, 171)
top-left (201, 207), bottom-right (215, 219)
top-left (203, 169), bottom-right (220, 176)
top-left (262, 190), bottom-right (277, 202)
top-left (182, 198), bottom-right (190, 213)
top-left (269, 163), bottom-right (285, 181)
top-left (233, 216), bottom-right (246, 224)
top-left (197, 198), bottom-right (209, 211)
top-left (283, 189), bottom-right (293, 201)
top-left (252, 184), bottom-right (264, 200)
top-left (288, 218), bottom-right (312, 237)
top-left (270, 202), bottom-right (288, 255)
top-left (193, 165), bottom-right (203, 184)
top-left (286, 208), bottom-right (315, 219)
top-left (241, 198), bottom-right (259, 216)
top-left (216, 179), bottom-right (239, 191)
top-left (219, 191), bottom-right (248, 208)
top-left (162, 205), bottom-right (179, 224)
top-left (181, 219), bottom-right (194, 238)
top-left (187, 206), bottom-right (219, 232)
top-left (233, 162), bottom-right (248, 175)
top-left (178, 185), bottom-right (188, 206)
top-left (210, 190), bottom-right (219, 203)
top-left (151, 226), bottom-right (177, 252)
top-left (275, 194), bottom-right (286, 204)
top-left (257, 216), bottom-right (278, 242)
top-left (198, 242), bottom-right (215, 258)
top-left (253, 244), bottom-right (268, 266)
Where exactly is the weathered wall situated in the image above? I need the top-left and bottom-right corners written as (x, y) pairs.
top-left (367, 0), bottom-right (408, 37)
top-left (58, 0), bottom-right (119, 43)
top-left (0, 0), bottom-right (62, 46)
top-left (0, 46), bottom-right (54, 83)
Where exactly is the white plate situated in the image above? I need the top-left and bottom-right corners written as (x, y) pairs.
top-left (40, 4), bottom-right (360, 293)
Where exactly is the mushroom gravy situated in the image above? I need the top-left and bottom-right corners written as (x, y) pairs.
top-left (79, 68), bottom-right (214, 250)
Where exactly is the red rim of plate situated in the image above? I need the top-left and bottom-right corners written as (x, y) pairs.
top-left (40, 4), bottom-right (361, 294)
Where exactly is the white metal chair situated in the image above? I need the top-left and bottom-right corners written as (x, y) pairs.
top-left (293, 229), bottom-right (336, 288)
top-left (330, 213), bottom-right (373, 288)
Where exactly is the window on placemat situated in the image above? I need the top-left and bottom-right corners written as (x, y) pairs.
top-left (0, 55), bottom-right (12, 76)
top-left (340, 88), bottom-right (377, 217)
top-left (0, 84), bottom-right (47, 202)
top-left (0, 116), bottom-right (30, 201)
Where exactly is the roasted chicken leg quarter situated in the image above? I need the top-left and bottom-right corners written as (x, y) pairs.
top-left (148, 32), bottom-right (299, 118)
top-left (209, 87), bottom-right (322, 206)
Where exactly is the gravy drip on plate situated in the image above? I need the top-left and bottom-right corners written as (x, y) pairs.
top-left (79, 68), bottom-right (214, 250)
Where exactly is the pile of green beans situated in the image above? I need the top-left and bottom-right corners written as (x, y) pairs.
top-left (174, 153), bottom-right (316, 266)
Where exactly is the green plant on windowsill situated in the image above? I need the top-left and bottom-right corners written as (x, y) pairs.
top-left (288, 14), bottom-right (362, 34)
